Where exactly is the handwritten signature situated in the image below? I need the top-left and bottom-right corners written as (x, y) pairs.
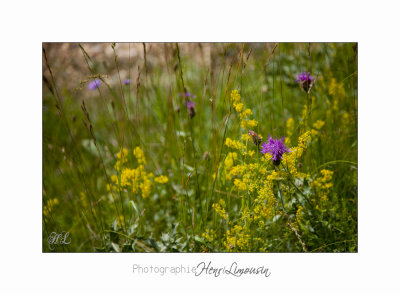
top-left (48, 231), bottom-right (71, 250)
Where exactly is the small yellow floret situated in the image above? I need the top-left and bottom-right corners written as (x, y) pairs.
top-left (313, 120), bottom-right (325, 130)
top-left (154, 175), bottom-right (169, 184)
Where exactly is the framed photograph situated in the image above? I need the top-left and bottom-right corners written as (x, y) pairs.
top-left (42, 42), bottom-right (358, 253)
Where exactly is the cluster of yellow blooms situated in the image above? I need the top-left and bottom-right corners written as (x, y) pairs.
top-left (209, 90), bottom-right (327, 251)
top-left (224, 224), bottom-right (251, 251)
top-left (225, 137), bottom-right (256, 158)
top-left (230, 90), bottom-right (258, 129)
top-left (108, 147), bottom-right (168, 199)
top-left (311, 120), bottom-right (325, 137)
top-left (230, 162), bottom-right (268, 193)
top-left (223, 152), bottom-right (237, 181)
top-left (154, 175), bottom-right (169, 184)
top-left (311, 169), bottom-right (334, 209)
top-left (202, 229), bottom-right (216, 243)
top-left (280, 130), bottom-right (311, 179)
top-left (286, 116), bottom-right (325, 146)
top-left (212, 199), bottom-right (227, 219)
top-left (313, 120), bottom-right (325, 130)
top-left (253, 176), bottom-right (277, 224)
top-left (114, 147), bottom-right (128, 171)
top-left (133, 146), bottom-right (146, 165)
top-left (225, 138), bottom-right (246, 151)
top-left (207, 90), bottom-right (334, 252)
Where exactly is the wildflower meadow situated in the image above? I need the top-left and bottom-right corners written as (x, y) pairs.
top-left (42, 43), bottom-right (357, 252)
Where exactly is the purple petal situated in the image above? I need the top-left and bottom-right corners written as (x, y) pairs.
top-left (88, 79), bottom-right (101, 90)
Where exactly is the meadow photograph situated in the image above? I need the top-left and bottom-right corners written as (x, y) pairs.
top-left (42, 42), bottom-right (358, 253)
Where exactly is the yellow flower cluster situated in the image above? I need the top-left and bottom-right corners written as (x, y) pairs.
top-left (224, 224), bottom-right (251, 252)
top-left (225, 137), bottom-right (256, 158)
top-left (225, 138), bottom-right (246, 151)
top-left (313, 120), bottom-right (325, 130)
top-left (212, 199), bottom-right (228, 219)
top-left (311, 120), bottom-right (325, 137)
top-left (311, 169), bottom-right (334, 208)
top-left (281, 150), bottom-right (302, 176)
top-left (248, 150), bottom-right (256, 157)
top-left (133, 146), bottom-right (146, 165)
top-left (253, 178), bottom-right (276, 221)
top-left (220, 90), bottom-right (261, 185)
top-left (154, 175), bottom-right (169, 184)
top-left (298, 130), bottom-right (312, 149)
top-left (211, 90), bottom-right (331, 251)
top-left (108, 147), bottom-right (168, 199)
top-left (202, 229), bottom-right (216, 243)
top-left (230, 90), bottom-right (258, 129)
top-left (241, 119), bottom-right (258, 129)
top-left (312, 169), bottom-right (333, 189)
top-left (280, 130), bottom-right (311, 178)
top-left (233, 178), bottom-right (248, 191)
top-left (110, 165), bottom-right (154, 198)
top-left (217, 128), bottom-right (316, 251)
top-left (230, 162), bottom-right (268, 193)
top-left (224, 152), bottom-right (237, 180)
top-left (241, 133), bottom-right (252, 142)
top-left (114, 147), bottom-right (128, 171)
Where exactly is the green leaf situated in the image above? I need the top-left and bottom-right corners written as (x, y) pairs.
top-left (184, 164), bottom-right (194, 172)
top-left (194, 236), bottom-right (205, 244)
top-left (129, 200), bottom-right (139, 216)
top-left (111, 242), bottom-right (120, 252)
top-left (272, 214), bottom-right (281, 223)
top-left (81, 139), bottom-right (99, 157)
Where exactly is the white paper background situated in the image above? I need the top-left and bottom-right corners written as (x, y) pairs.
top-left (1, 0), bottom-right (400, 294)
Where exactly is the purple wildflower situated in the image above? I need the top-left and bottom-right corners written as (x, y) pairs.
top-left (123, 79), bottom-right (131, 85)
top-left (88, 78), bottom-right (101, 90)
top-left (260, 136), bottom-right (290, 165)
top-left (187, 100), bottom-right (196, 119)
top-left (296, 72), bottom-right (315, 93)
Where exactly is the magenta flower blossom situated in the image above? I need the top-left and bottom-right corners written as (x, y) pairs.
top-left (187, 100), bottom-right (195, 108)
top-left (123, 79), bottom-right (131, 85)
top-left (296, 72), bottom-right (315, 93)
top-left (260, 136), bottom-right (290, 165)
top-left (187, 100), bottom-right (196, 119)
top-left (88, 79), bottom-right (101, 90)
